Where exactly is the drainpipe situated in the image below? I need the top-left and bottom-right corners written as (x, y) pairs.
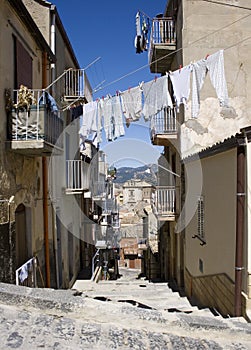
top-left (235, 144), bottom-right (245, 316)
top-left (50, 6), bottom-right (56, 95)
top-left (42, 51), bottom-right (50, 288)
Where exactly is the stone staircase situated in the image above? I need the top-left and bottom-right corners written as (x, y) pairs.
top-left (0, 268), bottom-right (250, 349)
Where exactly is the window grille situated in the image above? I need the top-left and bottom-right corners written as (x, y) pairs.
top-left (197, 196), bottom-right (205, 239)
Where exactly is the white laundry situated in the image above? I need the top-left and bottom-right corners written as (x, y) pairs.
top-left (79, 100), bottom-right (97, 137)
top-left (142, 75), bottom-right (173, 121)
top-left (169, 65), bottom-right (192, 110)
top-left (112, 95), bottom-right (125, 139)
top-left (100, 96), bottom-right (116, 141)
top-left (19, 265), bottom-right (28, 283)
top-left (97, 99), bottom-right (104, 143)
top-left (191, 50), bottom-right (229, 118)
top-left (120, 86), bottom-right (142, 122)
top-left (79, 100), bottom-right (98, 150)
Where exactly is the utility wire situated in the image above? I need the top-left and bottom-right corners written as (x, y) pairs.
top-left (201, 0), bottom-right (251, 11)
top-left (224, 35), bottom-right (251, 51)
top-left (97, 11), bottom-right (251, 93)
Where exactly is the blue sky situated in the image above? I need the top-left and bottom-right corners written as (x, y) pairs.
top-left (52, 0), bottom-right (167, 167)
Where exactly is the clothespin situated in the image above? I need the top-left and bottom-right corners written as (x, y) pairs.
top-left (102, 96), bottom-right (104, 100)
top-left (154, 75), bottom-right (158, 82)
top-left (116, 90), bottom-right (119, 96)
top-left (179, 64), bottom-right (182, 73)
top-left (128, 87), bottom-right (131, 93)
top-left (205, 54), bottom-right (210, 59)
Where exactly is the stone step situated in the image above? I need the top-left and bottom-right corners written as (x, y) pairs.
top-left (0, 282), bottom-right (250, 349)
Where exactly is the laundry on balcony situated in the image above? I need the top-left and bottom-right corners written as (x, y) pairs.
top-left (134, 11), bottom-right (149, 54)
top-left (10, 88), bottom-right (63, 145)
top-left (38, 91), bottom-right (58, 114)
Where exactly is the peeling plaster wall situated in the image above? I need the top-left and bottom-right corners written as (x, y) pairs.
top-left (180, 0), bottom-right (251, 158)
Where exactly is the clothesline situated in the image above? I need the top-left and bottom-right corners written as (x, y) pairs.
top-left (93, 11), bottom-right (251, 95)
top-left (73, 49), bottom-right (229, 148)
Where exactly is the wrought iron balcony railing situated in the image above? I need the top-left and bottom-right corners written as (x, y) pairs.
top-left (148, 18), bottom-right (176, 74)
top-left (154, 186), bottom-right (176, 219)
top-left (66, 160), bottom-right (90, 193)
top-left (151, 107), bottom-right (177, 136)
top-left (151, 18), bottom-right (176, 45)
top-left (8, 89), bottom-right (63, 154)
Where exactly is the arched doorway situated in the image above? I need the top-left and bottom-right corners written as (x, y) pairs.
top-left (15, 204), bottom-right (28, 268)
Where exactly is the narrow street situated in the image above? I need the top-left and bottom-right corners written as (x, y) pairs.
top-left (0, 268), bottom-right (250, 349)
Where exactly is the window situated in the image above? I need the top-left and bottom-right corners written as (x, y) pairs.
top-left (197, 196), bottom-right (205, 240)
top-left (13, 36), bottom-right (33, 89)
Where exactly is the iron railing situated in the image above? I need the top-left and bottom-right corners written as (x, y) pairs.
top-left (155, 186), bottom-right (176, 216)
top-left (151, 107), bottom-right (177, 136)
top-left (64, 69), bottom-right (84, 97)
top-left (10, 90), bottom-right (63, 147)
top-left (151, 18), bottom-right (176, 45)
top-left (66, 160), bottom-right (90, 192)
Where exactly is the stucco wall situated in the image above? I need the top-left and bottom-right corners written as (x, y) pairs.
top-left (185, 149), bottom-right (236, 281)
top-left (179, 0), bottom-right (251, 158)
top-left (22, 0), bottom-right (51, 43)
top-left (0, 0), bottom-right (81, 287)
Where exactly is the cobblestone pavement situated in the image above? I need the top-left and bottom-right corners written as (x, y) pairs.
top-left (0, 268), bottom-right (250, 349)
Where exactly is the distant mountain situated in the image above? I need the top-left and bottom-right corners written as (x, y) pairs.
top-left (114, 164), bottom-right (157, 185)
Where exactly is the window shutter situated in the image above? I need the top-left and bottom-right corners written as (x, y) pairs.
top-left (197, 196), bottom-right (204, 239)
top-left (14, 36), bottom-right (32, 89)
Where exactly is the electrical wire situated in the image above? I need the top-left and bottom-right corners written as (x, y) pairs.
top-left (224, 36), bottom-right (251, 51)
top-left (201, 0), bottom-right (251, 11)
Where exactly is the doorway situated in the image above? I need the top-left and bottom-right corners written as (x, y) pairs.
top-left (15, 204), bottom-right (29, 268)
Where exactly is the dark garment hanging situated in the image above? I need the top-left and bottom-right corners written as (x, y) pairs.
top-left (71, 104), bottom-right (83, 121)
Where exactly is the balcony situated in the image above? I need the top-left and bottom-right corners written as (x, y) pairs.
top-left (154, 186), bottom-right (176, 221)
top-left (148, 18), bottom-right (176, 74)
top-left (64, 69), bottom-right (92, 103)
top-left (92, 181), bottom-right (108, 200)
top-left (7, 90), bottom-right (63, 156)
top-left (65, 160), bottom-right (90, 194)
top-left (151, 107), bottom-right (177, 146)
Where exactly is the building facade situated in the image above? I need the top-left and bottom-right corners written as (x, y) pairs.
top-left (146, 0), bottom-right (251, 318)
top-left (0, 0), bottom-right (97, 289)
